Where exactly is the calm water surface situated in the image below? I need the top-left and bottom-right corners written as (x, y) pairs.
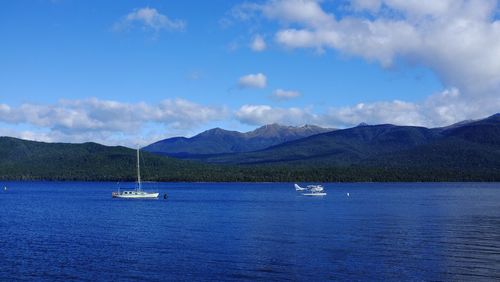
top-left (1, 182), bottom-right (500, 281)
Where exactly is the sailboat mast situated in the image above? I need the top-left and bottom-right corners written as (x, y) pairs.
top-left (137, 147), bottom-right (141, 190)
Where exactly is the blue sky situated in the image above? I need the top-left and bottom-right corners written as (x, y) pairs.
top-left (0, 0), bottom-right (499, 146)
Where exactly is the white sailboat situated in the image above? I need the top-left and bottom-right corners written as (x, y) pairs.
top-left (112, 147), bottom-right (159, 199)
top-left (294, 183), bottom-right (327, 196)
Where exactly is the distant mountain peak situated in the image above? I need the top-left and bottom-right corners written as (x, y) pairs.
top-left (246, 123), bottom-right (332, 139)
top-left (302, 124), bottom-right (320, 128)
top-left (203, 127), bottom-right (224, 134)
top-left (144, 123), bottom-right (333, 156)
top-left (357, 122), bottom-right (370, 127)
top-left (197, 127), bottom-right (240, 137)
top-left (263, 123), bottom-right (281, 127)
top-left (254, 123), bottom-right (288, 130)
top-left (248, 124), bottom-right (287, 138)
top-left (436, 118), bottom-right (476, 131)
top-left (254, 123), bottom-right (331, 130)
top-left (253, 123), bottom-right (285, 130)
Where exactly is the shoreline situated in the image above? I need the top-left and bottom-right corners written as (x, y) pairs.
top-left (2, 179), bottom-right (500, 184)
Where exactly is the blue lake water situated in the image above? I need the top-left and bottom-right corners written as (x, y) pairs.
top-left (1, 182), bottom-right (500, 281)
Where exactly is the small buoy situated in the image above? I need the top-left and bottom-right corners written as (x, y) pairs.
top-left (347, 192), bottom-right (350, 197)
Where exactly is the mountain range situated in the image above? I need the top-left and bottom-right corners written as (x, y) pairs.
top-left (144, 124), bottom-right (333, 156)
top-left (0, 113), bottom-right (498, 182)
top-left (179, 114), bottom-right (500, 169)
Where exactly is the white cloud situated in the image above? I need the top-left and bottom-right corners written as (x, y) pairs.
top-left (235, 104), bottom-right (318, 125)
top-left (322, 88), bottom-right (489, 127)
top-left (272, 89), bottom-right (301, 100)
top-left (228, 0), bottom-right (500, 126)
top-left (325, 100), bottom-right (424, 127)
top-left (227, 2), bottom-right (262, 22)
top-left (235, 88), bottom-right (500, 128)
top-left (114, 7), bottom-right (186, 32)
top-left (0, 98), bottom-right (227, 146)
top-left (238, 73), bottom-right (268, 88)
top-left (250, 34), bottom-right (267, 51)
top-left (267, 0), bottom-right (500, 93)
top-left (350, 0), bottom-right (382, 12)
top-left (261, 0), bottom-right (334, 28)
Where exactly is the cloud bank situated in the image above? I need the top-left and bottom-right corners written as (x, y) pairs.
top-left (236, 88), bottom-right (500, 128)
top-left (0, 98), bottom-right (227, 146)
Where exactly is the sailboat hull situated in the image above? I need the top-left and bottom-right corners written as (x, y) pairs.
top-left (112, 191), bottom-right (159, 199)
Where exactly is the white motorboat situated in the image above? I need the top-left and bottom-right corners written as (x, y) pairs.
top-left (112, 147), bottom-right (159, 199)
top-left (294, 183), bottom-right (327, 196)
